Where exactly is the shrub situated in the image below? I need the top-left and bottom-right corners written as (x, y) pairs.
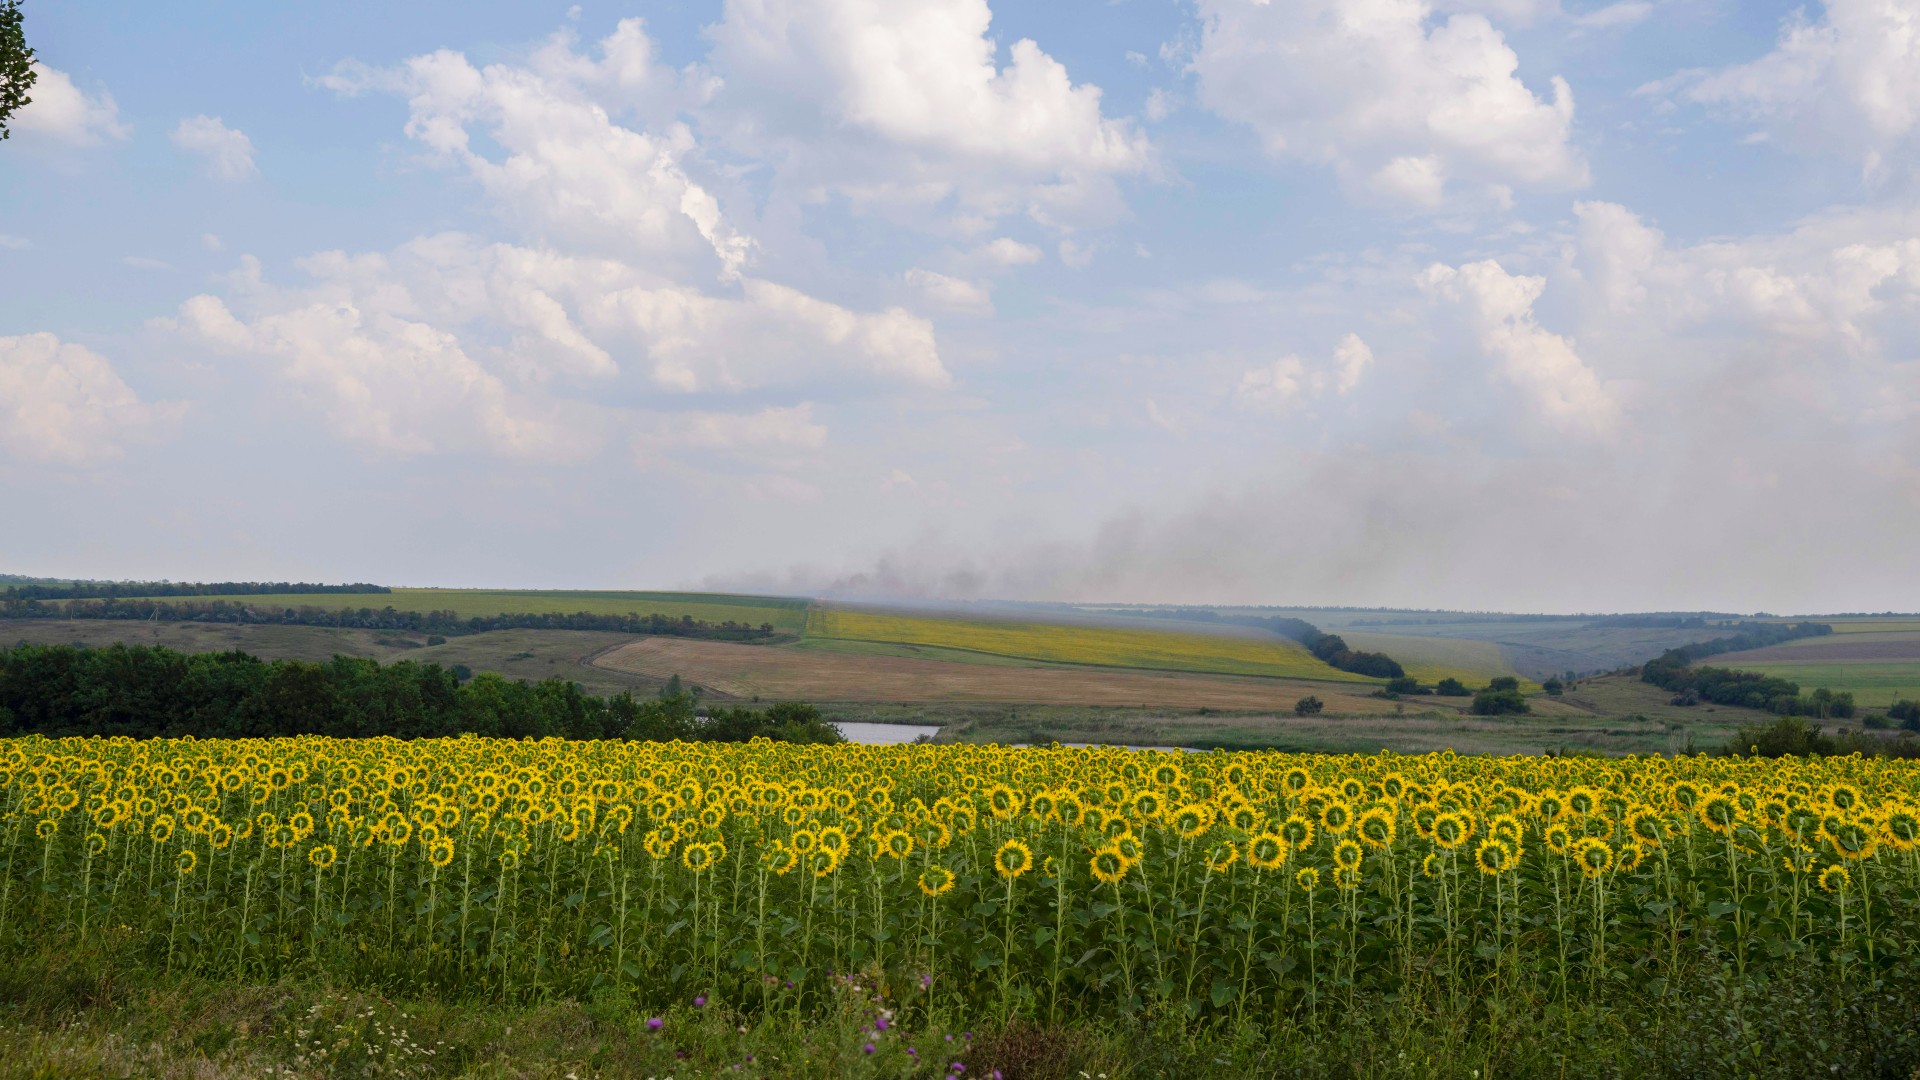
top-left (1434, 677), bottom-right (1471, 697)
top-left (1294, 696), bottom-right (1324, 716)
top-left (1471, 688), bottom-right (1530, 716)
top-left (1487, 676), bottom-right (1520, 692)
top-left (1384, 676), bottom-right (1421, 696)
top-left (1542, 677), bottom-right (1563, 696)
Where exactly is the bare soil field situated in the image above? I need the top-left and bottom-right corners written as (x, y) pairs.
top-left (595, 637), bottom-right (1393, 710)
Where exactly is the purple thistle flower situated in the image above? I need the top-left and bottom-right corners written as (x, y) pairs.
top-left (646, 1017), bottom-right (663, 1031)
top-left (863, 1044), bottom-right (876, 1055)
top-left (693, 995), bottom-right (707, 1007)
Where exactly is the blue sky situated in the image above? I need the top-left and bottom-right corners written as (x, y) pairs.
top-left (4, 0), bottom-right (1918, 613)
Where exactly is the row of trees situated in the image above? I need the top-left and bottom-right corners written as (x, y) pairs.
top-left (0, 643), bottom-right (842, 743)
top-left (0, 579), bottom-right (389, 601)
top-left (1260, 618), bottom-right (1406, 679)
top-left (0, 598), bottom-right (777, 641)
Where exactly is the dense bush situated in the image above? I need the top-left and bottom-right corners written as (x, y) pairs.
top-left (1472, 688), bottom-right (1530, 715)
top-left (1434, 677), bottom-right (1471, 697)
top-left (0, 642), bottom-right (839, 743)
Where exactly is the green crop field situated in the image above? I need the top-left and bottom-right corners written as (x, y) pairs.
top-left (1703, 660), bottom-right (1920, 708)
top-left (805, 606), bottom-right (1378, 682)
top-left (99, 588), bottom-right (809, 631)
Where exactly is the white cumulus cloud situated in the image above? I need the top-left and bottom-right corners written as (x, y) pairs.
top-left (1683, 0), bottom-right (1920, 164)
top-left (10, 64), bottom-right (129, 145)
top-left (1190, 0), bottom-right (1586, 208)
top-left (0, 333), bottom-right (182, 464)
top-left (170, 115), bottom-right (259, 181)
top-left (704, 0), bottom-right (1152, 231)
top-left (1420, 260), bottom-right (1621, 436)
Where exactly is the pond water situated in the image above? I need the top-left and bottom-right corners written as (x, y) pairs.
top-left (833, 721), bottom-right (940, 744)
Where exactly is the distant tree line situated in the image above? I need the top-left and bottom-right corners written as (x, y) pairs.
top-left (0, 642), bottom-right (840, 743)
top-left (1640, 621), bottom-right (1847, 716)
top-left (0, 580), bottom-right (391, 601)
top-left (0, 598), bottom-right (776, 641)
top-left (1585, 614), bottom-right (1714, 629)
top-left (1259, 618), bottom-right (1405, 679)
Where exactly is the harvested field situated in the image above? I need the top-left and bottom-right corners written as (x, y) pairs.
top-left (594, 637), bottom-right (1390, 709)
top-left (0, 619), bottom-right (660, 696)
top-left (804, 606), bottom-right (1372, 682)
top-left (1714, 630), bottom-right (1920, 663)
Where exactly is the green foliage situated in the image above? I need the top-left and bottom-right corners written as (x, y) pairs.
top-left (1471, 688), bottom-right (1530, 715)
top-left (1723, 713), bottom-right (1920, 758)
top-left (1542, 677), bottom-right (1564, 696)
top-left (1434, 676), bottom-right (1472, 697)
top-left (1894, 698), bottom-right (1920, 731)
top-left (1293, 695), bottom-right (1323, 715)
top-left (1384, 676), bottom-right (1421, 695)
top-left (1487, 676), bottom-right (1520, 692)
top-left (0, 642), bottom-right (842, 743)
top-left (0, 0), bottom-right (33, 140)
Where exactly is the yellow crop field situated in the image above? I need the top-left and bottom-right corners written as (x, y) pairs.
top-left (804, 607), bottom-right (1376, 682)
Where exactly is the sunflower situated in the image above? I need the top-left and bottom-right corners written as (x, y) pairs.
top-left (85, 832), bottom-right (108, 857)
top-left (499, 847), bottom-right (522, 871)
top-left (1818, 864), bottom-right (1850, 894)
top-left (1626, 807), bottom-right (1666, 849)
top-left (1279, 814), bottom-right (1315, 850)
top-left (1573, 836), bottom-right (1613, 879)
top-left (308, 843), bottom-right (337, 870)
top-left (994, 839), bottom-right (1033, 879)
top-left (1333, 839), bottom-right (1363, 870)
top-left (918, 864), bottom-right (956, 897)
top-left (1356, 807), bottom-right (1396, 850)
top-left (1884, 810), bottom-right (1919, 852)
top-left (1697, 794), bottom-right (1739, 836)
top-left (1473, 838), bottom-right (1514, 876)
top-left (810, 848), bottom-right (842, 879)
top-left (818, 826), bottom-right (849, 857)
top-left (428, 838), bottom-right (455, 869)
top-left (1432, 811), bottom-right (1470, 851)
top-left (176, 848), bottom-right (198, 875)
top-left (987, 784), bottom-right (1023, 820)
top-left (1320, 803), bottom-right (1353, 835)
top-left (1544, 822), bottom-right (1573, 855)
top-left (1827, 820), bottom-right (1876, 861)
top-left (1173, 804), bottom-right (1212, 839)
top-left (1206, 840), bottom-right (1239, 874)
top-left (883, 830), bottom-right (915, 860)
top-left (1333, 866), bottom-right (1360, 891)
top-left (1294, 866), bottom-right (1319, 893)
top-left (1089, 846), bottom-right (1128, 885)
top-left (758, 842), bottom-right (792, 875)
top-left (1246, 833), bottom-right (1288, 872)
top-left (35, 818), bottom-right (57, 841)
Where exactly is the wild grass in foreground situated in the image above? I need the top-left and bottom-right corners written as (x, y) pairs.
top-left (0, 931), bottom-right (1915, 1078)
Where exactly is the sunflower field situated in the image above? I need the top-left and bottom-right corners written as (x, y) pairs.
top-left (0, 735), bottom-right (1916, 1033)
